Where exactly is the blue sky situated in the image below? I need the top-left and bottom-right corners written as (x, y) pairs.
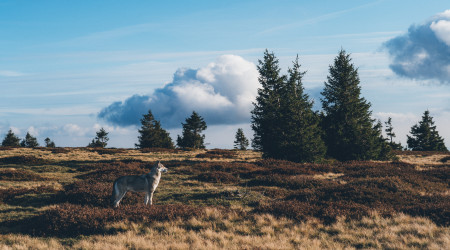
top-left (1, 0), bottom-right (449, 148)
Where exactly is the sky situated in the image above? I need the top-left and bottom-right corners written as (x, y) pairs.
top-left (1, 0), bottom-right (449, 149)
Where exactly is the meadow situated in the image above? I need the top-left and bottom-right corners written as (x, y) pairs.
top-left (0, 147), bottom-right (448, 249)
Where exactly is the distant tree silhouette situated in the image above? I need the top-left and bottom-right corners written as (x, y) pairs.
top-left (234, 128), bottom-right (249, 150)
top-left (407, 110), bottom-right (447, 151)
top-left (88, 128), bottom-right (109, 148)
top-left (177, 111), bottom-right (207, 149)
top-left (321, 49), bottom-right (391, 161)
top-left (136, 110), bottom-right (174, 149)
top-left (384, 117), bottom-right (402, 150)
top-left (20, 132), bottom-right (39, 148)
top-left (45, 137), bottom-right (56, 148)
top-left (1, 129), bottom-right (20, 147)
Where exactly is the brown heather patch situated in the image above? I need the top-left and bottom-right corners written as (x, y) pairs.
top-left (0, 169), bottom-right (49, 181)
top-left (26, 203), bottom-right (204, 237)
top-left (195, 149), bottom-right (237, 159)
top-left (195, 171), bottom-right (239, 184)
top-left (76, 161), bottom-right (148, 182)
top-left (140, 147), bottom-right (181, 153)
top-left (0, 185), bottom-right (60, 204)
top-left (0, 155), bottom-right (51, 165)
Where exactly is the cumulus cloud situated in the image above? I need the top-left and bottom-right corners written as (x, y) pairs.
top-left (99, 55), bottom-right (259, 128)
top-left (384, 9), bottom-right (450, 83)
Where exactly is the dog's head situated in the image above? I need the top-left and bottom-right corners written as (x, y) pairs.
top-left (155, 161), bottom-right (168, 173)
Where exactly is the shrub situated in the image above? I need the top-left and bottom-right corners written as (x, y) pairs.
top-left (0, 169), bottom-right (48, 181)
top-left (28, 203), bottom-right (204, 236)
top-left (0, 156), bottom-right (51, 165)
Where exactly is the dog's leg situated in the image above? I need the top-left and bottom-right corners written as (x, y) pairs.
top-left (149, 191), bottom-right (154, 206)
top-left (114, 190), bottom-right (127, 207)
top-left (144, 192), bottom-right (150, 205)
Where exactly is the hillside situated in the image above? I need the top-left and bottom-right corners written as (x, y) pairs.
top-left (0, 147), bottom-right (449, 249)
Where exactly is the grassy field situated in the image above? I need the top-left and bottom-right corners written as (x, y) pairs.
top-left (0, 147), bottom-right (449, 249)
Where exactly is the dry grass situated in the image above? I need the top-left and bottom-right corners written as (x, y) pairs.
top-left (1, 209), bottom-right (448, 249)
top-left (0, 148), bottom-right (448, 249)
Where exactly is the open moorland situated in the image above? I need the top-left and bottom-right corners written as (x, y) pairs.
top-left (0, 147), bottom-right (449, 249)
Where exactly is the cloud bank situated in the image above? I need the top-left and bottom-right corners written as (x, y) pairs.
top-left (384, 10), bottom-right (450, 83)
top-left (99, 55), bottom-right (259, 128)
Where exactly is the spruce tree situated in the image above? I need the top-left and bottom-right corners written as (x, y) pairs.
top-left (384, 117), bottom-right (402, 150)
top-left (44, 137), bottom-right (56, 148)
top-left (234, 128), bottom-right (249, 150)
top-left (88, 128), bottom-right (109, 148)
top-left (136, 110), bottom-right (174, 149)
top-left (20, 132), bottom-right (39, 148)
top-left (321, 49), bottom-right (390, 161)
top-left (177, 111), bottom-right (207, 149)
top-left (277, 55), bottom-right (326, 162)
top-left (251, 49), bottom-right (285, 156)
top-left (407, 110), bottom-right (447, 151)
top-left (1, 129), bottom-right (20, 147)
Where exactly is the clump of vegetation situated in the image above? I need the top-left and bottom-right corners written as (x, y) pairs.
top-left (0, 155), bottom-right (51, 165)
top-left (1, 129), bottom-right (21, 147)
top-left (87, 128), bottom-right (109, 148)
top-left (27, 203), bottom-right (204, 237)
top-left (0, 169), bottom-right (48, 181)
top-left (195, 149), bottom-right (237, 159)
top-left (20, 132), bottom-right (39, 148)
top-left (177, 111), bottom-right (207, 149)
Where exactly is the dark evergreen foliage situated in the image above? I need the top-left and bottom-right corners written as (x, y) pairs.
top-left (407, 110), bottom-right (447, 151)
top-left (176, 111), bottom-right (207, 149)
top-left (233, 128), bottom-right (249, 150)
top-left (20, 132), bottom-right (39, 148)
top-left (44, 137), bottom-right (56, 148)
top-left (136, 110), bottom-right (174, 149)
top-left (320, 49), bottom-right (391, 161)
top-left (88, 128), bottom-right (109, 148)
top-left (1, 129), bottom-right (21, 147)
top-left (251, 50), bottom-right (326, 162)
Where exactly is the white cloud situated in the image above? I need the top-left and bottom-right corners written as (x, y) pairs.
top-left (0, 70), bottom-right (24, 77)
top-left (430, 20), bottom-right (450, 46)
top-left (99, 54), bottom-right (259, 128)
top-left (63, 124), bottom-right (89, 137)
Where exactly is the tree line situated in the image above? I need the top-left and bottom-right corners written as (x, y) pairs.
top-left (1, 49), bottom-right (447, 160)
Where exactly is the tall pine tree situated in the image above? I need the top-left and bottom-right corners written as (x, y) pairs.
top-left (251, 49), bottom-right (285, 157)
top-left (277, 55), bottom-right (326, 162)
top-left (321, 49), bottom-right (390, 161)
top-left (407, 110), bottom-right (447, 151)
top-left (136, 110), bottom-right (174, 149)
top-left (176, 111), bottom-right (207, 149)
top-left (234, 128), bottom-right (249, 150)
top-left (251, 51), bottom-right (326, 162)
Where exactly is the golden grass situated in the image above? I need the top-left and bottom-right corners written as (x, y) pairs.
top-left (1, 209), bottom-right (448, 250)
top-left (398, 154), bottom-right (449, 166)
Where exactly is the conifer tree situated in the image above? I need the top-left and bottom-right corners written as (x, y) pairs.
top-left (136, 110), bottom-right (174, 149)
top-left (1, 129), bottom-right (20, 147)
top-left (234, 128), bottom-right (249, 150)
top-left (384, 117), bottom-right (402, 150)
top-left (321, 49), bottom-right (390, 161)
top-left (277, 55), bottom-right (326, 162)
top-left (44, 137), bottom-right (56, 148)
top-left (177, 111), bottom-right (207, 149)
top-left (20, 132), bottom-right (39, 148)
top-left (251, 49), bottom-right (285, 156)
top-left (407, 110), bottom-right (447, 151)
top-left (88, 128), bottom-right (109, 148)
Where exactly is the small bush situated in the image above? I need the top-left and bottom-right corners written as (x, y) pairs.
top-left (0, 156), bottom-right (51, 165)
top-left (0, 169), bottom-right (48, 181)
top-left (195, 149), bottom-right (237, 159)
top-left (196, 171), bottom-right (239, 184)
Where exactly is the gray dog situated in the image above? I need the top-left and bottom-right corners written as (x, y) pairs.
top-left (111, 161), bottom-right (168, 207)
